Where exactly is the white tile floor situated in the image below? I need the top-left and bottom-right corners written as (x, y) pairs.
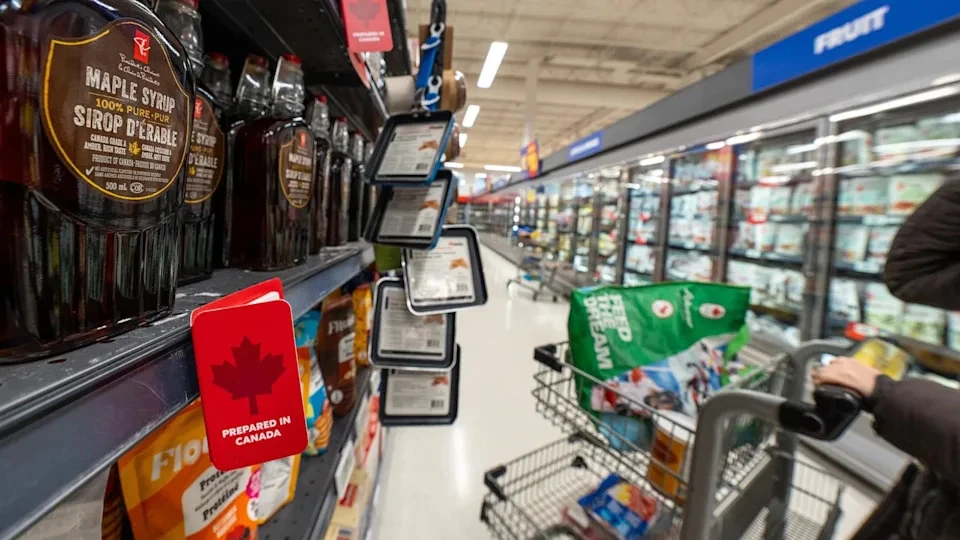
top-left (372, 245), bottom-right (878, 540)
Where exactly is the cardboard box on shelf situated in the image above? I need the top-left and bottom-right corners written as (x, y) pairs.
top-left (324, 469), bottom-right (373, 540)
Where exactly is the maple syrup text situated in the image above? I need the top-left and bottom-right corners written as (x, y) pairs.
top-left (85, 66), bottom-right (177, 113)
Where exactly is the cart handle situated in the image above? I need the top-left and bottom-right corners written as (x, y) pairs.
top-left (679, 384), bottom-right (862, 540)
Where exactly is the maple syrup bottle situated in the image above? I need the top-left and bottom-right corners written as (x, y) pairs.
top-left (362, 143), bottom-right (377, 232)
top-left (156, 0), bottom-right (226, 285)
top-left (230, 55), bottom-right (316, 270)
top-left (346, 132), bottom-right (366, 242)
top-left (200, 52), bottom-right (234, 114)
top-left (0, 1), bottom-right (193, 361)
top-left (215, 55), bottom-right (272, 268)
top-left (326, 118), bottom-right (353, 246)
top-left (306, 96), bottom-right (333, 255)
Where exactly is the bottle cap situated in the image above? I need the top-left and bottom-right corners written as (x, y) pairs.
top-left (314, 95), bottom-right (327, 103)
top-left (281, 53), bottom-right (302, 65)
top-left (247, 54), bottom-right (269, 67)
top-left (207, 52), bottom-right (228, 65)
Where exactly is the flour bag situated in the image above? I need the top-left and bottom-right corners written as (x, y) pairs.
top-left (568, 282), bottom-right (752, 419)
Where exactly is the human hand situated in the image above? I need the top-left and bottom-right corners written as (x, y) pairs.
top-left (812, 357), bottom-right (881, 398)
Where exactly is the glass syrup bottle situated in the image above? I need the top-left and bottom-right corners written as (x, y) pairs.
top-left (156, 0), bottom-right (227, 284)
top-left (231, 55), bottom-right (316, 270)
top-left (326, 117), bottom-right (353, 246)
top-left (0, 0), bottom-right (193, 361)
top-left (347, 131), bottom-right (366, 241)
top-left (362, 142), bottom-right (377, 232)
top-left (215, 54), bottom-right (272, 267)
top-left (306, 96), bottom-right (333, 255)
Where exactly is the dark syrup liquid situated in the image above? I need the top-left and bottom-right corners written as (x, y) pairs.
top-left (310, 136), bottom-right (332, 255)
top-left (0, 3), bottom-right (191, 362)
top-left (177, 86), bottom-right (223, 285)
top-left (326, 151), bottom-right (352, 246)
top-left (230, 117), bottom-right (314, 270)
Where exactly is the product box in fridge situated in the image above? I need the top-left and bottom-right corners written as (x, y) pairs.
top-left (749, 186), bottom-right (772, 220)
top-left (568, 283), bottom-right (752, 420)
top-left (888, 175), bottom-right (942, 215)
top-left (867, 226), bottom-right (898, 264)
top-left (834, 225), bottom-right (869, 263)
top-left (790, 182), bottom-right (814, 215)
top-left (850, 177), bottom-right (889, 215)
top-left (830, 279), bottom-right (861, 323)
top-left (692, 219), bottom-right (713, 247)
top-left (785, 270), bottom-right (805, 306)
top-left (755, 222), bottom-right (776, 252)
top-left (948, 313), bottom-right (960, 350)
top-left (875, 125), bottom-right (921, 161)
top-left (768, 186), bottom-right (793, 216)
top-left (773, 224), bottom-right (805, 257)
top-left (863, 283), bottom-right (903, 335)
top-left (118, 401), bottom-right (260, 540)
top-left (839, 131), bottom-right (873, 166)
top-left (902, 304), bottom-right (945, 345)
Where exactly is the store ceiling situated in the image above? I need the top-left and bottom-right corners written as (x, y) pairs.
top-left (405, 0), bottom-right (857, 170)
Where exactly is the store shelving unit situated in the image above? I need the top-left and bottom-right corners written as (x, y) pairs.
top-left (0, 246), bottom-right (369, 539)
top-left (259, 368), bottom-right (374, 540)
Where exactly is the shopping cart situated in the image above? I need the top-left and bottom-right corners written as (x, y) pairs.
top-left (481, 340), bottom-right (863, 540)
top-left (506, 256), bottom-right (560, 302)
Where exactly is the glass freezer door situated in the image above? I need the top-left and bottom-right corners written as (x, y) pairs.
top-left (826, 93), bottom-right (960, 368)
top-left (556, 181), bottom-right (577, 264)
top-left (727, 128), bottom-right (820, 346)
top-left (595, 175), bottom-right (622, 284)
top-left (663, 148), bottom-right (731, 282)
top-left (623, 166), bottom-right (663, 286)
top-left (572, 181), bottom-right (594, 281)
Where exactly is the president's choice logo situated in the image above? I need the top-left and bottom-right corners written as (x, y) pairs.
top-left (133, 29), bottom-right (151, 63)
top-left (814, 5), bottom-right (889, 55)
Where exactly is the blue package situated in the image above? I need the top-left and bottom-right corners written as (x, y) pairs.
top-left (578, 474), bottom-right (662, 539)
top-left (295, 310), bottom-right (334, 456)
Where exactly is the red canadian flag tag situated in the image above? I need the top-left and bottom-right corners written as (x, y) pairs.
top-left (191, 279), bottom-right (308, 470)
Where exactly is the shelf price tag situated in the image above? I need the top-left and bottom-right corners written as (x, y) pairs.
top-left (365, 111), bottom-right (455, 186)
top-left (401, 225), bottom-right (489, 314)
top-left (364, 170), bottom-right (457, 250)
top-left (190, 279), bottom-right (308, 470)
top-left (370, 278), bottom-right (457, 370)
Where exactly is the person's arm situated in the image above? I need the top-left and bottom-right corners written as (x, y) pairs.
top-left (884, 179), bottom-right (960, 310)
top-left (814, 358), bottom-right (960, 484)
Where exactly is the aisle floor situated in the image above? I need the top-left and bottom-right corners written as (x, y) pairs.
top-left (372, 246), bottom-right (878, 540)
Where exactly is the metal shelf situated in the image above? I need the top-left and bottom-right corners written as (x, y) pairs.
top-left (259, 368), bottom-right (373, 540)
top-left (0, 245), bottom-right (370, 540)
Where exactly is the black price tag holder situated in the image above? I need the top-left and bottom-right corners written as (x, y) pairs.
top-left (364, 111), bottom-right (454, 186)
top-left (379, 345), bottom-right (461, 427)
top-left (363, 170), bottom-right (456, 250)
top-left (401, 225), bottom-right (489, 315)
top-left (369, 278), bottom-right (457, 370)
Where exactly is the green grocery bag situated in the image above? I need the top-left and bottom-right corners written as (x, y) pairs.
top-left (568, 282), bottom-right (751, 419)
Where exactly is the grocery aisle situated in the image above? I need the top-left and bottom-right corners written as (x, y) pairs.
top-left (372, 245), bottom-right (879, 539)
top-left (373, 245), bottom-right (566, 539)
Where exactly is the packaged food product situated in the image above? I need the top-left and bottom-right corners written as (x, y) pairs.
top-left (830, 279), bottom-right (861, 322)
top-left (750, 266), bottom-right (774, 306)
top-left (118, 401), bottom-right (259, 540)
top-left (691, 255), bottom-right (714, 283)
top-left (570, 283), bottom-right (752, 419)
top-left (785, 270), bottom-right (805, 305)
top-left (756, 147), bottom-right (784, 179)
top-left (317, 295), bottom-right (358, 416)
top-left (735, 189), bottom-right (752, 218)
top-left (765, 270), bottom-right (789, 308)
top-left (863, 283), bottom-right (902, 334)
top-left (296, 312), bottom-right (334, 455)
top-left (749, 186), bottom-right (772, 219)
top-left (851, 339), bottom-right (910, 381)
top-left (790, 182), bottom-right (815, 215)
top-left (692, 219), bottom-right (713, 247)
top-left (352, 284), bottom-right (373, 368)
top-left (850, 177), bottom-right (889, 215)
top-left (839, 131), bottom-right (873, 166)
top-left (837, 181), bottom-right (854, 215)
top-left (671, 219), bottom-right (692, 243)
top-left (324, 469), bottom-right (372, 540)
top-left (867, 226), bottom-right (898, 263)
top-left (697, 190), bottom-right (718, 215)
top-left (578, 474), bottom-right (664, 539)
top-left (756, 222), bottom-right (776, 252)
top-left (769, 186), bottom-right (793, 215)
top-left (773, 224), bottom-right (805, 257)
top-left (834, 225), bottom-right (869, 263)
top-left (257, 455), bottom-right (300, 524)
top-left (949, 312), bottom-right (960, 351)
top-left (1, 3), bottom-right (193, 362)
top-left (102, 466), bottom-right (125, 540)
top-left (888, 175), bottom-right (942, 215)
top-left (902, 304), bottom-right (946, 345)
top-left (875, 125), bottom-right (921, 161)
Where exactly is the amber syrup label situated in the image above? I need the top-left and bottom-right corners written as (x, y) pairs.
top-left (42, 20), bottom-right (191, 201)
top-left (184, 96), bottom-right (226, 204)
top-left (277, 127), bottom-right (316, 208)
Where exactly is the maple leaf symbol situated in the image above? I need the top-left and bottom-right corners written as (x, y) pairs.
top-left (349, 0), bottom-right (380, 26)
top-left (211, 336), bottom-right (285, 415)
top-left (129, 140), bottom-right (141, 156)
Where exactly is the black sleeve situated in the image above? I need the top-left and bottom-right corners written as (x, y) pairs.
top-left (871, 375), bottom-right (960, 485)
top-left (883, 179), bottom-right (960, 310)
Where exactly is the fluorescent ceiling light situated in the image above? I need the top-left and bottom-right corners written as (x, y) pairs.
top-left (726, 132), bottom-right (762, 145)
top-left (459, 133), bottom-right (468, 148)
top-left (445, 162), bottom-right (464, 169)
top-left (462, 104), bottom-right (480, 128)
top-left (639, 155), bottom-right (665, 166)
top-left (486, 164), bottom-right (522, 172)
top-left (705, 141), bottom-right (726, 150)
top-left (830, 86), bottom-right (959, 122)
top-left (477, 42), bottom-right (509, 88)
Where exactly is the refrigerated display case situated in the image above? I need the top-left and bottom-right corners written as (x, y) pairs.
top-left (663, 148), bottom-right (730, 282)
top-left (726, 126), bottom-right (822, 346)
top-left (824, 92), bottom-right (960, 362)
top-left (622, 163), bottom-right (663, 285)
top-left (556, 181), bottom-right (577, 264)
top-left (572, 181), bottom-right (594, 278)
top-left (594, 172), bottom-right (623, 284)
